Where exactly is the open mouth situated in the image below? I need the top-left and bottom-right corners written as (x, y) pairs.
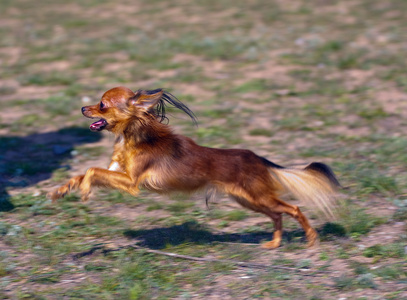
top-left (89, 119), bottom-right (107, 131)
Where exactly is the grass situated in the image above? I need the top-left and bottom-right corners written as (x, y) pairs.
top-left (18, 72), bottom-right (77, 86)
top-left (248, 128), bottom-right (273, 137)
top-left (1, 0), bottom-right (407, 298)
top-left (363, 243), bottom-right (406, 259)
top-left (341, 207), bottom-right (387, 236)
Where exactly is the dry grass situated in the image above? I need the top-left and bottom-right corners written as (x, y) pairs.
top-left (1, 0), bottom-right (406, 299)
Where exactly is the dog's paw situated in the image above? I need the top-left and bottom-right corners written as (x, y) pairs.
top-left (307, 237), bottom-right (320, 248)
top-left (80, 192), bottom-right (90, 202)
top-left (306, 229), bottom-right (319, 248)
top-left (47, 185), bottom-right (70, 203)
top-left (47, 189), bottom-right (65, 203)
top-left (261, 239), bottom-right (281, 249)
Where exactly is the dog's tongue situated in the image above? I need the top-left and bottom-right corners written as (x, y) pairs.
top-left (90, 119), bottom-right (107, 131)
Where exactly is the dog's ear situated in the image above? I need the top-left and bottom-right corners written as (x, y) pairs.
top-left (128, 89), bottom-right (163, 110)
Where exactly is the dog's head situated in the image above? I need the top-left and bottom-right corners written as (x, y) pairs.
top-left (81, 87), bottom-right (196, 134)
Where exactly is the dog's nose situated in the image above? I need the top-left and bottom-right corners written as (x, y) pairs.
top-left (81, 107), bottom-right (86, 114)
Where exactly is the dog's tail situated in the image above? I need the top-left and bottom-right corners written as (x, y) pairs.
top-left (262, 158), bottom-right (341, 220)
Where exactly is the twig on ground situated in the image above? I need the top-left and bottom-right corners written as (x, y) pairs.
top-left (72, 243), bottom-right (327, 274)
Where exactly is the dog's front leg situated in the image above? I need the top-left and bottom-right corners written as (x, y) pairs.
top-left (48, 175), bottom-right (85, 202)
top-left (79, 167), bottom-right (139, 202)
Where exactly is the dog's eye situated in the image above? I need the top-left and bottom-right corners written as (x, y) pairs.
top-left (100, 102), bottom-right (105, 109)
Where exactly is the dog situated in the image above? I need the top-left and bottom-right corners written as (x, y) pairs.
top-left (49, 86), bottom-right (340, 248)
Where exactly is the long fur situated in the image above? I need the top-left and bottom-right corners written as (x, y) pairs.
top-left (149, 89), bottom-right (197, 125)
top-left (49, 86), bottom-right (341, 249)
top-left (265, 161), bottom-right (341, 220)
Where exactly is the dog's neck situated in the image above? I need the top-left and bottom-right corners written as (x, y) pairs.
top-left (117, 118), bottom-right (174, 149)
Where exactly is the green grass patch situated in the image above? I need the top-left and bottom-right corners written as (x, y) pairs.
top-left (334, 273), bottom-right (376, 290)
top-left (233, 79), bottom-right (269, 93)
top-left (75, 146), bottom-right (105, 158)
top-left (341, 208), bottom-right (386, 236)
top-left (43, 95), bottom-right (80, 117)
top-left (224, 210), bottom-right (249, 221)
top-left (358, 107), bottom-right (389, 120)
top-left (18, 72), bottom-right (77, 86)
top-left (374, 264), bottom-right (406, 280)
top-left (146, 202), bottom-right (164, 211)
top-left (393, 207), bottom-right (407, 221)
top-left (363, 243), bottom-right (406, 259)
top-left (320, 222), bottom-right (347, 239)
top-left (249, 128), bottom-right (273, 137)
top-left (166, 201), bottom-right (195, 214)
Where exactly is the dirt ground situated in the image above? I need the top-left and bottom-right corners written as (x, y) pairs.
top-left (1, 0), bottom-right (406, 299)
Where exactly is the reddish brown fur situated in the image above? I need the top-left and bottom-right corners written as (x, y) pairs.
top-left (49, 86), bottom-right (340, 249)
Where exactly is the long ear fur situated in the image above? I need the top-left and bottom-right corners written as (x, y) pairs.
top-left (130, 89), bottom-right (164, 110)
top-left (129, 89), bottom-right (197, 125)
top-left (156, 91), bottom-right (197, 125)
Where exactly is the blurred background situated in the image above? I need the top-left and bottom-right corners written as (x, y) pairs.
top-left (1, 0), bottom-right (406, 299)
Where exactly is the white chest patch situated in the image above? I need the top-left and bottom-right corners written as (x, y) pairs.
top-left (108, 161), bottom-right (120, 171)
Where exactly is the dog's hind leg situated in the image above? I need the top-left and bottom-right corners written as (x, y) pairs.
top-left (270, 198), bottom-right (318, 247)
top-left (228, 192), bottom-right (284, 249)
top-left (260, 211), bottom-right (283, 249)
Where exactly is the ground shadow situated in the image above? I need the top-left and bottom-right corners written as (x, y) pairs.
top-left (124, 221), bottom-right (346, 249)
top-left (123, 221), bottom-right (337, 249)
top-left (0, 127), bottom-right (102, 212)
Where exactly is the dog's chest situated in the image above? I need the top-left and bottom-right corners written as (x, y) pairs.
top-left (108, 161), bottom-right (121, 171)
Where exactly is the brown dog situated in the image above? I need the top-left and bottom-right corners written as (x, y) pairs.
top-left (49, 87), bottom-right (340, 248)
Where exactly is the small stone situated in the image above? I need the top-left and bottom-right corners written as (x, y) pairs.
top-left (275, 89), bottom-right (290, 96)
top-left (358, 244), bottom-right (366, 250)
top-left (312, 121), bottom-right (324, 127)
top-left (81, 96), bottom-right (91, 103)
top-left (295, 38), bottom-right (305, 46)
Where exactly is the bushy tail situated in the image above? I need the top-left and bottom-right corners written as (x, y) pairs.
top-left (265, 160), bottom-right (341, 220)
